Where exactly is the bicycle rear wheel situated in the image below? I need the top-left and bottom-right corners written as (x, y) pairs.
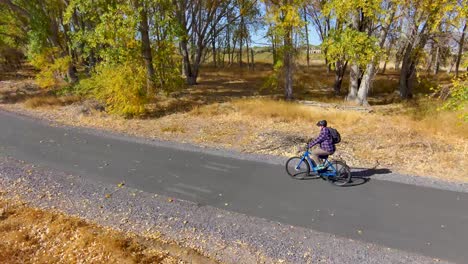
top-left (329, 160), bottom-right (351, 186)
top-left (285, 157), bottom-right (310, 179)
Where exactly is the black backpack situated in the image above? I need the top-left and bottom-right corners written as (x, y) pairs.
top-left (328, 127), bottom-right (341, 144)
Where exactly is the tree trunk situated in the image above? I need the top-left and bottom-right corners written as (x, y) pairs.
top-left (239, 41), bottom-right (243, 68)
top-left (61, 20), bottom-right (78, 84)
top-left (347, 63), bottom-right (360, 100)
top-left (381, 38), bottom-right (395, 74)
top-left (211, 16), bottom-right (217, 67)
top-left (455, 22), bottom-right (467, 77)
top-left (426, 41), bottom-right (435, 73)
top-left (395, 47), bottom-right (403, 71)
top-left (226, 25), bottom-right (231, 65)
top-left (303, 6), bottom-right (310, 68)
top-left (399, 44), bottom-right (416, 99)
top-left (447, 60), bottom-right (454, 74)
top-left (134, 0), bottom-right (155, 91)
top-left (180, 40), bottom-right (198, 85)
top-left (399, 20), bottom-right (429, 99)
top-left (333, 60), bottom-right (348, 95)
top-left (356, 63), bottom-right (375, 106)
top-left (272, 35), bottom-right (277, 65)
top-left (433, 46), bottom-right (440, 75)
top-left (212, 35), bottom-right (217, 67)
top-left (138, 2), bottom-right (155, 93)
top-left (231, 38), bottom-right (237, 65)
top-left (239, 39), bottom-right (243, 68)
top-left (382, 61), bottom-right (387, 74)
top-left (251, 48), bottom-right (255, 70)
top-left (333, 75), bottom-right (344, 95)
top-left (356, 5), bottom-right (395, 104)
top-left (284, 28), bottom-right (293, 100)
top-left (347, 10), bottom-right (363, 101)
top-left (246, 40), bottom-right (250, 69)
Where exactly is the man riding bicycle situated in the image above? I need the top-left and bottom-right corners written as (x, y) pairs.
top-left (307, 120), bottom-right (335, 170)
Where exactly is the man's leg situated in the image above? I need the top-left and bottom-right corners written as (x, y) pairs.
top-left (310, 149), bottom-right (332, 168)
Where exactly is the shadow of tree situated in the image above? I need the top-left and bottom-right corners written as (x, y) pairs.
top-left (0, 64), bottom-right (43, 104)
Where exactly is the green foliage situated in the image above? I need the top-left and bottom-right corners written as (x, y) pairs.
top-left (431, 57), bottom-right (468, 121)
top-left (61, 0), bottom-right (184, 116)
top-left (65, 0), bottom-right (183, 94)
top-left (77, 63), bottom-right (149, 117)
top-left (415, 71), bottom-right (440, 95)
top-left (322, 28), bottom-right (380, 68)
top-left (441, 74), bottom-right (468, 121)
top-left (152, 42), bottom-right (185, 94)
top-left (262, 60), bottom-right (283, 92)
top-left (66, 2), bottom-right (140, 64)
top-left (0, 7), bottom-right (25, 47)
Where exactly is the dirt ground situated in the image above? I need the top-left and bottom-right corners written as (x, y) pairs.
top-left (0, 195), bottom-right (214, 264)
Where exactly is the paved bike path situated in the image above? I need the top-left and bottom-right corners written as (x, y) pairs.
top-left (1, 110), bottom-right (467, 263)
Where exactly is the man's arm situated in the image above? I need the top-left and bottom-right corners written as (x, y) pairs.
top-left (308, 130), bottom-right (326, 148)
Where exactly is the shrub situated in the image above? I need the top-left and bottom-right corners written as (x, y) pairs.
top-left (441, 73), bottom-right (468, 121)
top-left (29, 48), bottom-right (70, 89)
top-left (77, 63), bottom-right (148, 117)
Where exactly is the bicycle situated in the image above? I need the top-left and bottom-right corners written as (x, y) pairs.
top-left (285, 145), bottom-right (351, 186)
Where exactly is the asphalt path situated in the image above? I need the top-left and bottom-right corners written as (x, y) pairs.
top-left (1, 110), bottom-right (467, 263)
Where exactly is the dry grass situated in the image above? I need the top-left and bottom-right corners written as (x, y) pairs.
top-left (189, 98), bottom-right (467, 181)
top-left (160, 124), bottom-right (187, 134)
top-left (3, 94), bottom-right (467, 182)
top-left (24, 95), bottom-right (81, 108)
top-left (374, 98), bottom-right (467, 138)
top-left (0, 197), bottom-right (202, 264)
top-left (1, 64), bottom-right (467, 182)
top-left (231, 99), bottom-right (363, 125)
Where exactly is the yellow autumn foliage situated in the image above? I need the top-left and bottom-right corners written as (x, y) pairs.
top-left (29, 48), bottom-right (71, 89)
top-left (77, 63), bottom-right (149, 117)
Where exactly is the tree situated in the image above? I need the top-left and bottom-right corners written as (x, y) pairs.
top-left (133, 0), bottom-right (156, 93)
top-left (321, 0), bottom-right (380, 97)
top-left (1, 0), bottom-right (82, 86)
top-left (455, 20), bottom-right (467, 77)
top-left (398, 0), bottom-right (458, 99)
top-left (0, 1), bottom-right (28, 70)
top-left (264, 0), bottom-right (305, 100)
top-left (355, 1), bottom-right (396, 106)
top-left (174, 0), bottom-right (241, 85)
top-left (302, 6), bottom-right (310, 67)
top-left (305, 0), bottom-right (331, 71)
top-left (236, 0), bottom-right (259, 69)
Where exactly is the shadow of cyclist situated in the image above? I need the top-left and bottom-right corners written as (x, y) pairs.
top-left (345, 168), bottom-right (393, 187)
top-left (300, 167), bottom-right (392, 187)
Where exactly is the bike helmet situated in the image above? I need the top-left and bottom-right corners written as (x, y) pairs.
top-left (316, 120), bottom-right (327, 127)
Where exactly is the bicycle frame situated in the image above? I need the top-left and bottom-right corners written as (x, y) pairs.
top-left (296, 148), bottom-right (338, 177)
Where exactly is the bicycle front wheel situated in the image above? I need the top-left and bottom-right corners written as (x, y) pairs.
top-left (329, 160), bottom-right (351, 186)
top-left (285, 156), bottom-right (310, 179)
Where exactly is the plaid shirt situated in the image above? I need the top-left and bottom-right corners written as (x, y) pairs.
top-left (308, 127), bottom-right (335, 153)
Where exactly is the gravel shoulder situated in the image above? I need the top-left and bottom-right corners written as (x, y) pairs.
top-left (0, 156), bottom-right (452, 264)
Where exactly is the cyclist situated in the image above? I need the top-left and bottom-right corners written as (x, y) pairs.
top-left (307, 120), bottom-right (335, 170)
